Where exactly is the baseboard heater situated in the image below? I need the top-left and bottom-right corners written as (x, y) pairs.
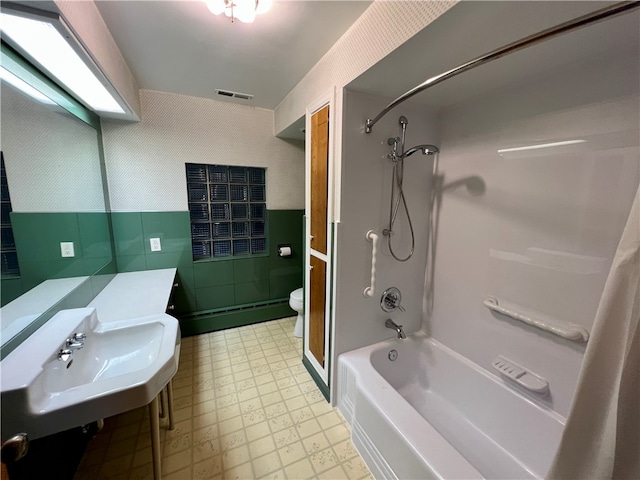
top-left (180, 298), bottom-right (289, 321)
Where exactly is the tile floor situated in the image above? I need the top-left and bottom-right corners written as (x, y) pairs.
top-left (74, 317), bottom-right (373, 480)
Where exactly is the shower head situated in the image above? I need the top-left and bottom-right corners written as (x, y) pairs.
top-left (401, 144), bottom-right (440, 158)
top-left (399, 116), bottom-right (408, 126)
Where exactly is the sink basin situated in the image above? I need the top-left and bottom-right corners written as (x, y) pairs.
top-left (1, 307), bottom-right (180, 441)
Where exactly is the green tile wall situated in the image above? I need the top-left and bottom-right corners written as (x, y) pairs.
top-left (2, 212), bottom-right (114, 302)
top-left (110, 210), bottom-right (303, 330)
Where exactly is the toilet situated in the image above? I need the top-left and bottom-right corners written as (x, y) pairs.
top-left (289, 288), bottom-right (304, 338)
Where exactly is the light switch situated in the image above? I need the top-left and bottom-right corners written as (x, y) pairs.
top-left (60, 242), bottom-right (75, 257)
top-left (150, 238), bottom-right (162, 252)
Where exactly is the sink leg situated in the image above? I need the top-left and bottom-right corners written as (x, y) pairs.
top-left (159, 388), bottom-right (166, 419)
top-left (166, 380), bottom-right (175, 431)
top-left (149, 396), bottom-right (162, 480)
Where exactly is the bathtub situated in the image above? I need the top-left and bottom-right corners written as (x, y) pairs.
top-left (337, 331), bottom-right (566, 479)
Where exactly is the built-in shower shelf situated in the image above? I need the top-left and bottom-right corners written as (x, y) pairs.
top-left (483, 296), bottom-right (589, 343)
top-left (492, 355), bottom-right (549, 395)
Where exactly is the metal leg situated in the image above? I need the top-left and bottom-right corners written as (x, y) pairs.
top-left (148, 396), bottom-right (162, 480)
top-left (159, 388), bottom-right (166, 419)
top-left (166, 380), bottom-right (175, 431)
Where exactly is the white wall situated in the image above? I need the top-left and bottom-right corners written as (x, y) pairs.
top-left (274, 0), bottom-right (456, 135)
top-left (429, 48), bottom-right (639, 417)
top-left (101, 89), bottom-right (304, 212)
top-left (333, 90), bottom-right (438, 375)
top-left (1, 86), bottom-right (105, 213)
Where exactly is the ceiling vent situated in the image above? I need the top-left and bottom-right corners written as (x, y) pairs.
top-left (215, 89), bottom-right (254, 101)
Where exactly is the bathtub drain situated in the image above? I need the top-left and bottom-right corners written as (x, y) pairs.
top-left (388, 349), bottom-right (398, 361)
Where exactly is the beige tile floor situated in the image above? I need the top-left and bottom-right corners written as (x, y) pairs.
top-left (74, 317), bottom-right (373, 480)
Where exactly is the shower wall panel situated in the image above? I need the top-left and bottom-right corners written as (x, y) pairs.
top-left (333, 90), bottom-right (438, 385)
top-left (429, 46), bottom-right (639, 417)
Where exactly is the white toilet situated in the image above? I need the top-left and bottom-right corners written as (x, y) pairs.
top-left (289, 288), bottom-right (304, 338)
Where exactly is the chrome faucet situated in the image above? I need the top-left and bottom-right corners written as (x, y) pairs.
top-left (385, 319), bottom-right (406, 339)
top-left (57, 349), bottom-right (73, 362)
top-left (65, 332), bottom-right (86, 351)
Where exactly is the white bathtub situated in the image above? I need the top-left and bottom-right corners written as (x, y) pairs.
top-left (337, 331), bottom-right (566, 479)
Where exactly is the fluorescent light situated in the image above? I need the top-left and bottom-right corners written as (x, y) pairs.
top-left (498, 140), bottom-right (586, 154)
top-left (0, 11), bottom-right (125, 114)
top-left (0, 66), bottom-right (55, 105)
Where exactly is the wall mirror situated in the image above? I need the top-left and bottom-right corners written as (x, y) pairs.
top-left (0, 45), bottom-right (116, 358)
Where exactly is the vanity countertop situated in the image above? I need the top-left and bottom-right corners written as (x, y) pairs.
top-left (1, 277), bottom-right (90, 345)
top-left (88, 269), bottom-right (177, 323)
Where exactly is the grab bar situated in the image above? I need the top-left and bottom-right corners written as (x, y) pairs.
top-left (364, 230), bottom-right (379, 298)
top-left (483, 296), bottom-right (589, 343)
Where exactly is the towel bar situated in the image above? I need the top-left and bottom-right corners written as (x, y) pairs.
top-left (483, 296), bottom-right (589, 342)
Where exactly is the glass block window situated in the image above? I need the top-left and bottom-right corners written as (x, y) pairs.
top-left (1, 152), bottom-right (20, 276)
top-left (186, 163), bottom-right (267, 259)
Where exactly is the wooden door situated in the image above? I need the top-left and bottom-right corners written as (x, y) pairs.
top-left (309, 255), bottom-right (326, 366)
top-left (310, 105), bottom-right (329, 254)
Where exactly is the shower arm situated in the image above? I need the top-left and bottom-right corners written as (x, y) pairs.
top-left (364, 1), bottom-right (640, 134)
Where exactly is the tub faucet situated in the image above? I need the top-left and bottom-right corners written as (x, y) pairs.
top-left (385, 319), bottom-right (406, 339)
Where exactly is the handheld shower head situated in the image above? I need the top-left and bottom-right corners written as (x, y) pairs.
top-left (401, 144), bottom-right (440, 158)
top-left (399, 116), bottom-right (408, 126)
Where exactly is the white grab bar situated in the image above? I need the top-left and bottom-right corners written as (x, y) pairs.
top-left (364, 230), bottom-right (379, 298)
top-left (483, 296), bottom-right (589, 343)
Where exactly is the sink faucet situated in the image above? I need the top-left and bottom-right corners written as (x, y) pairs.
top-left (385, 319), bottom-right (406, 339)
top-left (66, 332), bottom-right (86, 351)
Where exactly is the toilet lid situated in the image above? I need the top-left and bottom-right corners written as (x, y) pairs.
top-left (291, 288), bottom-right (303, 301)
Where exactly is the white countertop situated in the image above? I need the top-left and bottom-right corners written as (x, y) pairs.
top-left (88, 269), bottom-right (177, 323)
top-left (1, 277), bottom-right (90, 345)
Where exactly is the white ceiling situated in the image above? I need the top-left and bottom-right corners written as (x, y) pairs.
top-left (94, 0), bottom-right (371, 110)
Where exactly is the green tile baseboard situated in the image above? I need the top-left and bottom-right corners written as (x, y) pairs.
top-left (179, 301), bottom-right (295, 336)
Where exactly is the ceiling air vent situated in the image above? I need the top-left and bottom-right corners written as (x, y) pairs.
top-left (215, 89), bottom-right (254, 101)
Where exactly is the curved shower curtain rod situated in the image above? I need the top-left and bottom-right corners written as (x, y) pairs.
top-left (364, 1), bottom-right (640, 134)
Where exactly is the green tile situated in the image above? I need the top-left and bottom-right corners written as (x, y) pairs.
top-left (267, 210), bottom-right (303, 300)
top-left (111, 212), bottom-right (144, 256)
top-left (83, 257), bottom-right (112, 275)
top-left (141, 211), bottom-right (191, 254)
top-left (195, 284), bottom-right (235, 311)
top-left (77, 212), bottom-right (113, 259)
top-left (269, 268), bottom-right (303, 300)
top-left (51, 258), bottom-right (88, 278)
top-left (233, 257), bottom-right (269, 284)
top-left (194, 260), bottom-right (234, 288)
top-left (116, 254), bottom-right (147, 272)
top-left (235, 281), bottom-right (269, 304)
top-left (1, 277), bottom-right (24, 306)
top-left (146, 252), bottom-right (189, 271)
top-left (12, 212), bottom-right (81, 263)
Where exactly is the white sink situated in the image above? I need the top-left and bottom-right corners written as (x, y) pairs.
top-left (1, 307), bottom-right (180, 441)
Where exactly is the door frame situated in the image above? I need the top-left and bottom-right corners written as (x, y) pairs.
top-left (304, 87), bottom-right (336, 386)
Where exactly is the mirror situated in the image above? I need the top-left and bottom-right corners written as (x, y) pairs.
top-left (0, 75), bottom-right (116, 356)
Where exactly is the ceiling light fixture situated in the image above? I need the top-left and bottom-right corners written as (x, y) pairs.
top-left (205, 0), bottom-right (272, 23)
top-left (0, 5), bottom-right (127, 114)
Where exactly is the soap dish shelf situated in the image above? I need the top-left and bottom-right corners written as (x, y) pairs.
top-left (492, 355), bottom-right (549, 395)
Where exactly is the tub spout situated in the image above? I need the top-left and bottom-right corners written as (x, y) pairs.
top-left (385, 319), bottom-right (406, 339)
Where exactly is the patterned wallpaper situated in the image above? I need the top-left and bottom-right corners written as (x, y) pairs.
top-left (1, 86), bottom-right (106, 213)
top-left (101, 89), bottom-right (305, 212)
top-left (274, 0), bottom-right (457, 134)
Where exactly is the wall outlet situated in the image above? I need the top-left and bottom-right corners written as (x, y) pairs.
top-left (150, 238), bottom-right (162, 252)
top-left (60, 242), bottom-right (75, 257)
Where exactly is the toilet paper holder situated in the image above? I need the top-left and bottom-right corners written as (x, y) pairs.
top-left (278, 243), bottom-right (292, 257)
